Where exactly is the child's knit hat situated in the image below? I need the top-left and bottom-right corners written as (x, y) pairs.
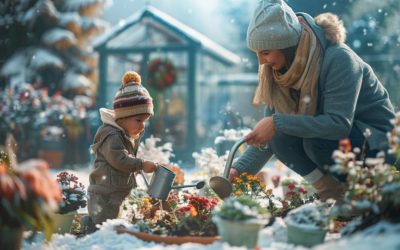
top-left (247, 0), bottom-right (302, 51)
top-left (113, 71), bottom-right (154, 119)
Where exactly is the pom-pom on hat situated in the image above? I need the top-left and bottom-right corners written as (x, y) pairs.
top-left (113, 71), bottom-right (154, 119)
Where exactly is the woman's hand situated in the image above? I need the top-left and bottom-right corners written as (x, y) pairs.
top-left (142, 160), bottom-right (159, 173)
top-left (245, 116), bottom-right (276, 147)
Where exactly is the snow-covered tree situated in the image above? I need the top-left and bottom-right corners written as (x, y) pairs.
top-left (0, 0), bottom-right (110, 98)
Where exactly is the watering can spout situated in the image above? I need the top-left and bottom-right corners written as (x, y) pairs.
top-left (171, 181), bottom-right (206, 190)
top-left (209, 137), bottom-right (247, 199)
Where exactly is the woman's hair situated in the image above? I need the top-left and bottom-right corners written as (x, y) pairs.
top-left (282, 45), bottom-right (298, 70)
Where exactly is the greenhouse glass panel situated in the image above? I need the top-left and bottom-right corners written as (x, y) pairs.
top-left (106, 18), bottom-right (185, 48)
top-left (146, 52), bottom-right (188, 148)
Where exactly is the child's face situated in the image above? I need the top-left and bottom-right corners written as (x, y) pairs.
top-left (118, 113), bottom-right (151, 136)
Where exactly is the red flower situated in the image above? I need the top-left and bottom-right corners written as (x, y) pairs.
top-left (298, 188), bottom-right (308, 194)
top-left (288, 183), bottom-right (295, 190)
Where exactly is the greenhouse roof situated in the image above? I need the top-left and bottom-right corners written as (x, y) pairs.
top-left (93, 5), bottom-right (240, 65)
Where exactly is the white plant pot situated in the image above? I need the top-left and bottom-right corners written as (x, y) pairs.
top-left (52, 211), bottom-right (77, 234)
top-left (286, 222), bottom-right (327, 247)
top-left (213, 216), bottom-right (267, 248)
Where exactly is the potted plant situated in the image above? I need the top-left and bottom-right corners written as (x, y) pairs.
top-left (281, 178), bottom-right (298, 197)
top-left (284, 202), bottom-right (332, 247)
top-left (54, 171), bottom-right (87, 234)
top-left (0, 159), bottom-right (62, 249)
top-left (212, 195), bottom-right (270, 248)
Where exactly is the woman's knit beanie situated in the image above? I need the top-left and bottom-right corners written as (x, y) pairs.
top-left (247, 0), bottom-right (302, 51)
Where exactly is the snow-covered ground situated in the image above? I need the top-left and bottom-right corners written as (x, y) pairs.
top-left (22, 216), bottom-right (400, 250)
top-left (21, 167), bottom-right (400, 250)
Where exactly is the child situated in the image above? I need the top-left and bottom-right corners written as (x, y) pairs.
top-left (80, 71), bottom-right (158, 233)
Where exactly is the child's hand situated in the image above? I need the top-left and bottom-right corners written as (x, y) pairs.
top-left (142, 160), bottom-right (158, 173)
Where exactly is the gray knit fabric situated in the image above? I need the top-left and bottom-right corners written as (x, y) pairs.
top-left (247, 0), bottom-right (302, 51)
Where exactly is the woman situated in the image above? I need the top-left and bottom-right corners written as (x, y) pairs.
top-left (229, 0), bottom-right (396, 202)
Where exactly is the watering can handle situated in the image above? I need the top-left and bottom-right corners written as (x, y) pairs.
top-left (140, 170), bottom-right (150, 188)
top-left (223, 137), bottom-right (247, 178)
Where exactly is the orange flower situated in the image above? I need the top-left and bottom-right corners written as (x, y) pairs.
top-left (265, 189), bottom-right (273, 195)
top-left (190, 205), bottom-right (198, 217)
top-left (339, 138), bottom-right (352, 153)
top-left (167, 164), bottom-right (185, 185)
top-left (20, 160), bottom-right (62, 203)
top-left (0, 163), bottom-right (7, 175)
top-left (234, 189), bottom-right (242, 196)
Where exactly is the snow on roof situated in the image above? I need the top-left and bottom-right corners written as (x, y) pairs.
top-left (42, 28), bottom-right (77, 46)
top-left (93, 5), bottom-right (240, 65)
top-left (62, 72), bottom-right (92, 91)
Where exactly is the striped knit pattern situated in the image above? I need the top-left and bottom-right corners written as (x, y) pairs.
top-left (113, 81), bottom-right (154, 119)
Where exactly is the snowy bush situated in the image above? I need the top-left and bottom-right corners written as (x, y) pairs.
top-left (213, 195), bottom-right (269, 222)
top-left (136, 135), bottom-right (174, 164)
top-left (192, 148), bottom-right (228, 177)
top-left (284, 202), bottom-right (332, 230)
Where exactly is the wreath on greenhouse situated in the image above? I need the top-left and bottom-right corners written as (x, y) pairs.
top-left (147, 58), bottom-right (177, 90)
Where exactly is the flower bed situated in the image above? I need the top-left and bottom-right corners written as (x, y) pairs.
top-left (124, 191), bottom-right (219, 237)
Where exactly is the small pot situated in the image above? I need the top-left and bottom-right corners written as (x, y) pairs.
top-left (52, 211), bottom-right (77, 234)
top-left (286, 222), bottom-right (327, 247)
top-left (213, 216), bottom-right (267, 248)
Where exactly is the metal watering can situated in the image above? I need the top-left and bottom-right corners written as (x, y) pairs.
top-left (140, 165), bottom-right (205, 200)
top-left (209, 137), bottom-right (246, 199)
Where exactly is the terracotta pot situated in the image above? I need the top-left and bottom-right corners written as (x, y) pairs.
top-left (0, 226), bottom-right (23, 250)
top-left (53, 211), bottom-right (77, 234)
top-left (115, 227), bottom-right (219, 245)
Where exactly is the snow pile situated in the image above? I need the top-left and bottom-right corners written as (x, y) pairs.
top-left (315, 222), bottom-right (400, 250)
top-left (284, 203), bottom-right (330, 230)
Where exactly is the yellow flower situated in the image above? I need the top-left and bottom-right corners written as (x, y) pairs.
top-left (234, 190), bottom-right (242, 196)
top-left (265, 189), bottom-right (273, 195)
